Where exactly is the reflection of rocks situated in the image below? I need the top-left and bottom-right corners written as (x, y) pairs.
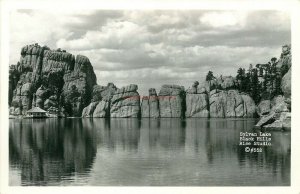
top-left (9, 119), bottom-right (97, 185)
top-left (10, 118), bottom-right (291, 186)
top-left (99, 118), bottom-right (141, 150)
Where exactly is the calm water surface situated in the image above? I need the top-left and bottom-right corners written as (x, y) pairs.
top-left (9, 118), bottom-right (290, 186)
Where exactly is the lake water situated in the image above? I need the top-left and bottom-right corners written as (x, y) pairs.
top-left (9, 118), bottom-right (290, 186)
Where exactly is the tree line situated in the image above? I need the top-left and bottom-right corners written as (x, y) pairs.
top-left (206, 57), bottom-right (289, 104)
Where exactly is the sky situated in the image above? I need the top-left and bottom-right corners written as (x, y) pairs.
top-left (9, 10), bottom-right (291, 96)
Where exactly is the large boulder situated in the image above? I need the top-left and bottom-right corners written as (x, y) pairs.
top-left (281, 68), bottom-right (291, 100)
top-left (185, 93), bottom-right (209, 117)
top-left (185, 82), bottom-right (209, 117)
top-left (218, 76), bottom-right (236, 90)
top-left (81, 83), bottom-right (117, 117)
top-left (241, 94), bottom-right (256, 117)
top-left (271, 95), bottom-right (289, 113)
top-left (93, 100), bottom-right (110, 117)
top-left (11, 78), bottom-right (33, 115)
top-left (198, 79), bottom-right (218, 93)
top-left (255, 95), bottom-right (290, 130)
top-left (277, 45), bottom-right (291, 69)
top-left (257, 100), bottom-right (271, 116)
top-left (209, 89), bottom-right (227, 118)
top-left (141, 88), bottom-right (160, 118)
top-left (225, 90), bottom-right (244, 117)
top-left (254, 112), bottom-right (276, 129)
top-left (255, 112), bottom-right (291, 131)
top-left (110, 84), bottom-right (141, 118)
top-left (209, 89), bottom-right (256, 118)
top-left (158, 85), bottom-right (185, 118)
top-left (141, 96), bottom-right (150, 117)
top-left (82, 102), bottom-right (99, 117)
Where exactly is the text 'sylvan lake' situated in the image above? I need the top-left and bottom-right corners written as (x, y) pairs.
top-left (9, 118), bottom-right (290, 186)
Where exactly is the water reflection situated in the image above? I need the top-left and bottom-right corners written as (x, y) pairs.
top-left (9, 119), bottom-right (97, 185)
top-left (9, 118), bottom-right (290, 186)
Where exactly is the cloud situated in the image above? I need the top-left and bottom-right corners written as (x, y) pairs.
top-left (9, 10), bottom-right (291, 96)
top-left (200, 12), bottom-right (246, 28)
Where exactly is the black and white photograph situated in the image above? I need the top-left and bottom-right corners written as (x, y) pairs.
top-left (1, 0), bottom-right (300, 192)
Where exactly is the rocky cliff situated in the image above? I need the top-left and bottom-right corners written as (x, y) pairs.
top-left (255, 45), bottom-right (291, 130)
top-left (185, 81), bottom-right (209, 117)
top-left (9, 44), bottom-right (96, 117)
top-left (9, 43), bottom-right (290, 124)
top-left (158, 85), bottom-right (186, 118)
top-left (82, 83), bottom-right (117, 118)
top-left (110, 84), bottom-right (141, 118)
top-left (141, 88), bottom-right (160, 118)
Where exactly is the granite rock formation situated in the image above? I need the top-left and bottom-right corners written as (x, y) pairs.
top-left (281, 68), bottom-right (291, 110)
top-left (209, 89), bottom-right (227, 118)
top-left (9, 43), bottom-right (290, 122)
top-left (141, 88), bottom-right (160, 118)
top-left (158, 85), bottom-right (185, 118)
top-left (209, 89), bottom-right (256, 118)
top-left (255, 95), bottom-right (290, 130)
top-left (257, 100), bottom-right (271, 116)
top-left (185, 81), bottom-right (209, 117)
top-left (255, 45), bottom-right (292, 130)
top-left (9, 43), bottom-right (96, 117)
top-left (240, 94), bottom-right (256, 117)
top-left (110, 84), bottom-right (141, 118)
top-left (82, 83), bottom-right (117, 118)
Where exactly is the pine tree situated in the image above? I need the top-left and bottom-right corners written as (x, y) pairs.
top-left (236, 68), bottom-right (246, 92)
top-left (251, 68), bottom-right (261, 103)
top-left (206, 71), bottom-right (215, 81)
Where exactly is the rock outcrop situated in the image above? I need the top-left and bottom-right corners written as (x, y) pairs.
top-left (141, 88), bottom-right (160, 118)
top-left (158, 85), bottom-right (185, 118)
top-left (9, 43), bottom-right (96, 117)
top-left (255, 95), bottom-right (290, 130)
top-left (82, 83), bottom-right (117, 118)
top-left (241, 94), bottom-right (256, 117)
top-left (110, 84), bottom-right (141, 118)
top-left (82, 102), bottom-right (99, 118)
top-left (257, 100), bottom-right (271, 116)
top-left (255, 45), bottom-right (291, 130)
top-left (209, 89), bottom-right (256, 118)
top-left (209, 89), bottom-right (227, 118)
top-left (281, 68), bottom-right (291, 110)
top-left (10, 73), bottom-right (33, 115)
top-left (9, 43), bottom-right (290, 121)
top-left (185, 82), bottom-right (209, 117)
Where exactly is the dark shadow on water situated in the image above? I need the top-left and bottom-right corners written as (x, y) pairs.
top-left (9, 118), bottom-right (97, 186)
